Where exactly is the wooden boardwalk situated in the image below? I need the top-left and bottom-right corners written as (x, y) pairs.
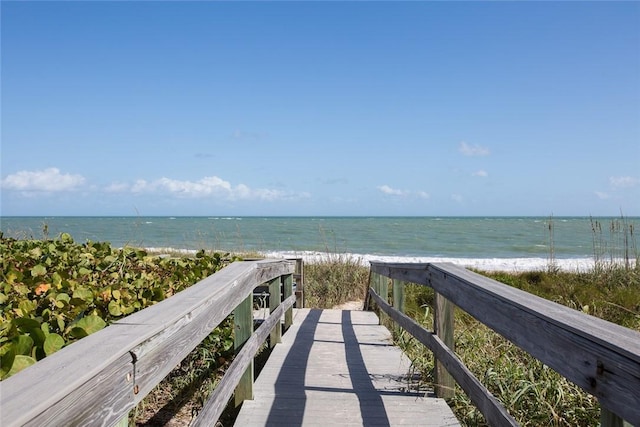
top-left (235, 309), bottom-right (460, 426)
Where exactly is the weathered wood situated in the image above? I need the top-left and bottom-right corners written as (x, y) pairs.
top-left (0, 321), bottom-right (143, 427)
top-left (234, 309), bottom-right (460, 427)
top-left (369, 288), bottom-right (518, 427)
top-left (434, 292), bottom-right (455, 399)
top-left (283, 273), bottom-right (294, 330)
top-left (370, 261), bottom-right (640, 425)
top-left (378, 274), bottom-right (388, 325)
top-left (601, 407), bottom-right (633, 427)
top-left (234, 294), bottom-right (254, 406)
top-left (293, 257), bottom-right (304, 308)
top-left (428, 263), bottom-right (640, 425)
top-left (191, 295), bottom-right (296, 427)
top-left (0, 260), bottom-right (294, 427)
top-left (269, 277), bottom-right (282, 347)
top-left (392, 278), bottom-right (405, 313)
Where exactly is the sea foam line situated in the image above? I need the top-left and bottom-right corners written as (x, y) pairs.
top-left (261, 251), bottom-right (600, 272)
top-left (144, 247), bottom-right (605, 272)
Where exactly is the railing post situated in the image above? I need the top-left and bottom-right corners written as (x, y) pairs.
top-left (392, 279), bottom-right (405, 336)
top-left (434, 291), bottom-right (455, 399)
top-left (379, 275), bottom-right (389, 325)
top-left (369, 272), bottom-right (380, 317)
top-left (293, 258), bottom-right (304, 308)
top-left (601, 407), bottom-right (633, 427)
top-left (269, 277), bottom-right (282, 347)
top-left (234, 294), bottom-right (253, 406)
top-left (283, 273), bottom-right (294, 330)
top-left (392, 279), bottom-right (405, 313)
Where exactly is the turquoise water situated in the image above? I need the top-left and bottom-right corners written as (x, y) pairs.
top-left (2, 216), bottom-right (637, 262)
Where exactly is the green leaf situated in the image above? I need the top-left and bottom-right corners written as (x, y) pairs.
top-left (14, 284), bottom-right (30, 296)
top-left (78, 267), bottom-right (92, 276)
top-left (0, 349), bottom-right (15, 379)
top-left (12, 335), bottom-right (34, 355)
top-left (30, 264), bottom-right (47, 277)
top-left (72, 287), bottom-right (94, 302)
top-left (14, 317), bottom-right (41, 333)
top-left (108, 300), bottom-right (122, 316)
top-left (51, 272), bottom-right (63, 287)
top-left (71, 315), bottom-right (106, 338)
top-left (44, 333), bottom-right (65, 356)
top-left (5, 355), bottom-right (37, 378)
top-left (56, 293), bottom-right (70, 305)
top-left (18, 300), bottom-right (37, 316)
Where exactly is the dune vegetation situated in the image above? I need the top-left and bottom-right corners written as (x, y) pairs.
top-left (2, 218), bottom-right (638, 425)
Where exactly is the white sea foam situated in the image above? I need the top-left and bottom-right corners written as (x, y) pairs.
top-left (143, 247), bottom-right (620, 272)
top-left (261, 250), bottom-right (598, 272)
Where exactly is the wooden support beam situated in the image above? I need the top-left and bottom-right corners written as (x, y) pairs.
top-left (234, 294), bottom-right (253, 406)
top-left (269, 277), bottom-right (282, 347)
top-left (392, 279), bottom-right (405, 313)
top-left (283, 274), bottom-right (294, 330)
top-left (434, 291), bottom-right (455, 399)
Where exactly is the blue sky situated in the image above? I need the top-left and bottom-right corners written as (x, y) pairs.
top-left (2, 1), bottom-right (639, 217)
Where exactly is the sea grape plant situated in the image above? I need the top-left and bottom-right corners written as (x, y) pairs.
top-left (0, 233), bottom-right (236, 379)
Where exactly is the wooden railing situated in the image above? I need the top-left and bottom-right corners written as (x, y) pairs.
top-left (0, 259), bottom-right (296, 427)
top-left (367, 261), bottom-right (640, 427)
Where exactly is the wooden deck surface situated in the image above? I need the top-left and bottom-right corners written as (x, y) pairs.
top-left (234, 309), bottom-right (460, 426)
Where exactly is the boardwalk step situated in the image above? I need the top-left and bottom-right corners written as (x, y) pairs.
top-left (234, 309), bottom-right (460, 427)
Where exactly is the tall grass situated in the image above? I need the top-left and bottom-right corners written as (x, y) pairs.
top-left (303, 253), bottom-right (370, 308)
top-left (303, 254), bottom-right (638, 426)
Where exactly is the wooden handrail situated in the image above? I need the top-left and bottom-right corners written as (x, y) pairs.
top-left (369, 261), bottom-right (640, 426)
top-left (0, 259), bottom-right (296, 427)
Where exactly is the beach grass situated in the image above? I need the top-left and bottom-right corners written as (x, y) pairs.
top-left (366, 262), bottom-right (639, 427)
top-left (3, 227), bottom-right (638, 426)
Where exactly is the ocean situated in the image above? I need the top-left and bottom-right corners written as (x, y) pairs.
top-left (1, 216), bottom-right (638, 271)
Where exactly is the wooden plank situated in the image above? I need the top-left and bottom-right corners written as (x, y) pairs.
top-left (379, 273), bottom-right (388, 325)
top-left (427, 263), bottom-right (640, 425)
top-left (269, 277), bottom-right (282, 347)
top-left (0, 323), bottom-right (145, 427)
top-left (392, 279), bottom-right (405, 313)
top-left (234, 309), bottom-right (460, 427)
top-left (1, 352), bottom-right (135, 427)
top-left (234, 294), bottom-right (254, 406)
top-left (601, 407), bottom-right (633, 427)
top-left (283, 274), bottom-right (294, 330)
top-left (370, 261), bottom-right (640, 424)
top-left (128, 261), bottom-right (293, 404)
top-left (369, 289), bottom-right (518, 427)
top-left (191, 295), bottom-right (295, 427)
top-left (0, 260), bottom-right (295, 427)
top-left (292, 258), bottom-right (304, 308)
top-left (434, 292), bottom-right (455, 399)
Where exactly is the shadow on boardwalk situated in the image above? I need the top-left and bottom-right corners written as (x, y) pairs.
top-left (234, 309), bottom-right (460, 426)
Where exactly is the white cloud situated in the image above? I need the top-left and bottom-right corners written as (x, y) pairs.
top-left (123, 175), bottom-right (302, 201)
top-left (609, 176), bottom-right (639, 189)
top-left (378, 185), bottom-right (408, 196)
top-left (105, 182), bottom-right (130, 192)
top-left (472, 170), bottom-right (488, 177)
top-left (459, 141), bottom-right (490, 157)
top-left (595, 191), bottom-right (610, 200)
top-left (378, 185), bottom-right (430, 200)
top-left (1, 168), bottom-right (85, 192)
